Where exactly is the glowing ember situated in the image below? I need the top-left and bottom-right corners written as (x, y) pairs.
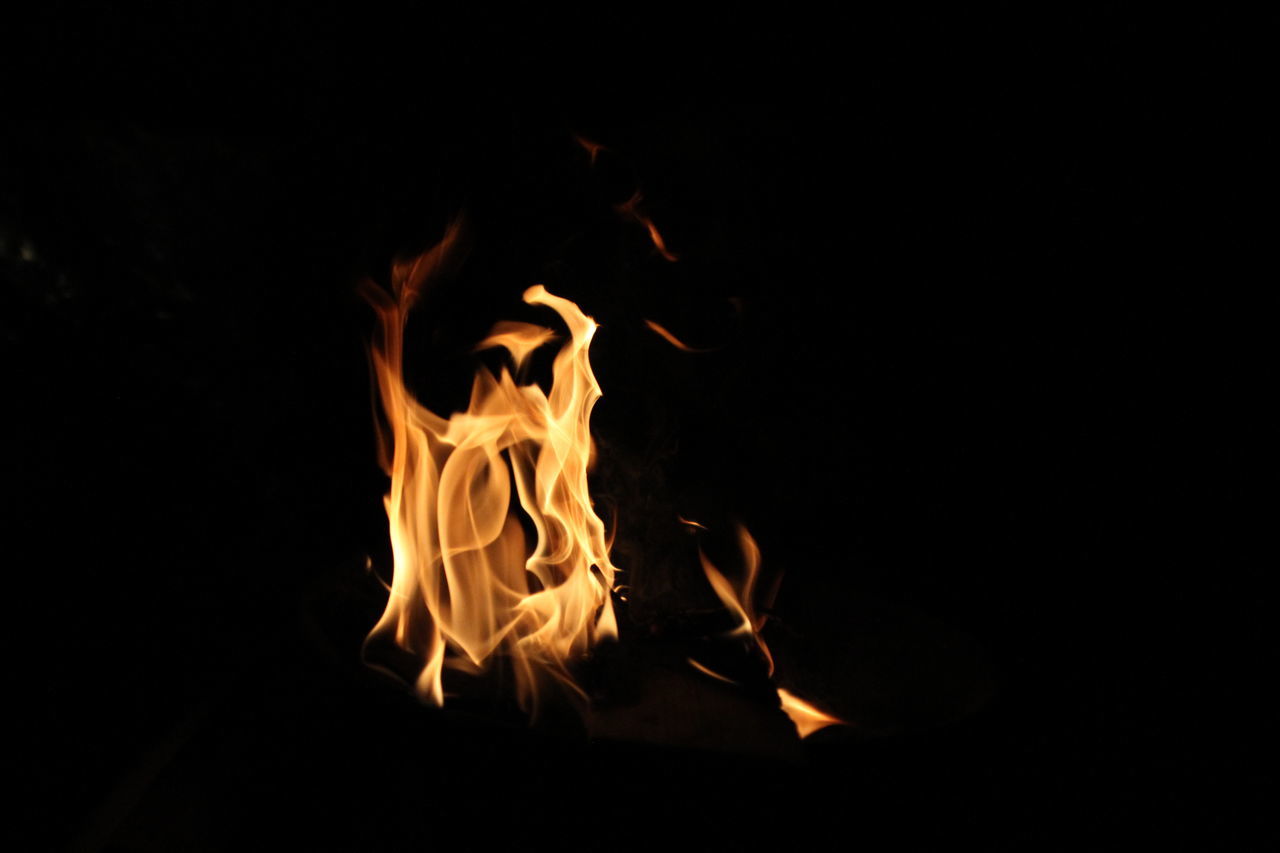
top-left (361, 225), bottom-right (618, 714)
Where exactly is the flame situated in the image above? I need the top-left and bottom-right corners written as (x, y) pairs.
top-left (573, 134), bottom-right (607, 166)
top-left (698, 524), bottom-right (847, 738)
top-left (616, 191), bottom-right (678, 262)
top-left (699, 525), bottom-right (773, 675)
top-left (776, 689), bottom-right (845, 738)
top-left (643, 319), bottom-right (715, 353)
top-left (687, 658), bottom-right (739, 685)
top-left (362, 228), bottom-right (618, 714)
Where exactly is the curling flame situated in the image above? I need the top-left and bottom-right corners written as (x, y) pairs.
top-left (616, 191), bottom-right (678, 262)
top-left (700, 525), bottom-right (772, 674)
top-left (362, 228), bottom-right (618, 713)
top-left (699, 525), bottom-right (847, 738)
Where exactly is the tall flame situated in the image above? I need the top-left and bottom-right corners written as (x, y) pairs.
top-left (362, 228), bottom-right (618, 713)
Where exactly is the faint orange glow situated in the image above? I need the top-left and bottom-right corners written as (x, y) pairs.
top-left (777, 688), bottom-right (845, 738)
top-left (573, 134), bottom-right (607, 166)
top-left (687, 658), bottom-right (739, 685)
top-left (677, 515), bottom-right (708, 530)
top-left (361, 225), bottom-right (618, 714)
top-left (616, 191), bottom-right (678, 262)
top-left (643, 319), bottom-right (715, 353)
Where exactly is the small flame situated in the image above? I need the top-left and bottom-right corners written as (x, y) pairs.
top-left (643, 319), bottom-right (715, 353)
top-left (776, 689), bottom-right (845, 738)
top-left (699, 524), bottom-right (847, 738)
top-left (362, 227), bottom-right (618, 714)
top-left (700, 525), bottom-right (772, 674)
top-left (687, 657), bottom-right (739, 685)
top-left (616, 191), bottom-right (678, 262)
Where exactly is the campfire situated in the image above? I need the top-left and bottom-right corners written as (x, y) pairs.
top-left (358, 162), bottom-right (844, 742)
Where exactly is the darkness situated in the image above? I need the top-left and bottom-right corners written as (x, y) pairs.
top-left (4, 7), bottom-right (1262, 850)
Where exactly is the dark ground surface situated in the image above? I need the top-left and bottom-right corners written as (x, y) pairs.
top-left (3, 8), bottom-right (1266, 850)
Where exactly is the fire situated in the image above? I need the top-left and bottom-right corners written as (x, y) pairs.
top-left (698, 525), bottom-right (847, 738)
top-left (643, 319), bottom-right (715, 353)
top-left (700, 525), bottom-right (774, 675)
top-left (361, 226), bottom-right (618, 714)
top-left (357, 195), bottom-right (843, 742)
top-left (776, 689), bottom-right (845, 738)
top-left (615, 191), bottom-right (679, 262)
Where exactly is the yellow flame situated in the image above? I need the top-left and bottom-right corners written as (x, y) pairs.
top-left (362, 228), bottom-right (618, 714)
top-left (698, 525), bottom-right (847, 738)
top-left (776, 689), bottom-right (845, 738)
top-left (699, 525), bottom-right (770, 672)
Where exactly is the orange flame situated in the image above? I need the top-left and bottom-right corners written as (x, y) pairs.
top-left (362, 228), bottom-right (618, 714)
top-left (687, 657), bottom-right (739, 685)
top-left (616, 191), bottom-right (678, 262)
top-left (643, 319), bottom-right (715, 353)
top-left (698, 525), bottom-right (847, 738)
top-left (699, 525), bottom-right (773, 676)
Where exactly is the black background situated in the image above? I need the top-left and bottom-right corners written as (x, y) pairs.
top-left (3, 6), bottom-right (1263, 850)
